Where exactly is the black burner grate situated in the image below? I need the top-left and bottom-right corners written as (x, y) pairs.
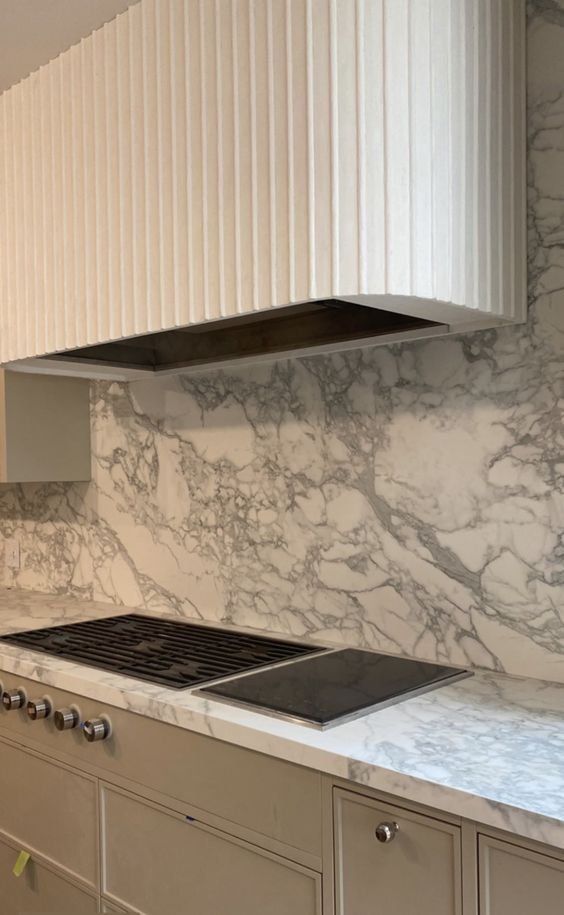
top-left (0, 614), bottom-right (323, 689)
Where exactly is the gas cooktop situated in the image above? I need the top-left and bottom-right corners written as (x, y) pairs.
top-left (0, 614), bottom-right (323, 689)
top-left (0, 614), bottom-right (471, 726)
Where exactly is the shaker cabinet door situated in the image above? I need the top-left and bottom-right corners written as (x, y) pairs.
top-left (0, 736), bottom-right (98, 886)
top-left (479, 834), bottom-right (564, 915)
top-left (334, 788), bottom-right (462, 915)
top-left (100, 783), bottom-right (321, 915)
top-left (0, 833), bottom-right (98, 915)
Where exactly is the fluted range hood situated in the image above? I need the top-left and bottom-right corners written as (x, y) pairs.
top-left (0, 0), bottom-right (526, 377)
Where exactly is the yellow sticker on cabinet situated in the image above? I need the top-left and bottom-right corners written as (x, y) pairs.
top-left (12, 851), bottom-right (31, 877)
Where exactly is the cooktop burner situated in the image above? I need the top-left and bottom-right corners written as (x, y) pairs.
top-left (0, 614), bottom-right (323, 689)
top-left (199, 648), bottom-right (472, 728)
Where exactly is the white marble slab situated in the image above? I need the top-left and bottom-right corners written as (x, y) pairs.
top-left (0, 587), bottom-right (563, 852)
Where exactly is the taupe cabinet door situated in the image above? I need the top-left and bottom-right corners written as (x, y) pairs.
top-left (334, 788), bottom-right (462, 915)
top-left (0, 737), bottom-right (98, 885)
top-left (479, 834), bottom-right (564, 915)
top-left (101, 784), bottom-right (321, 915)
top-left (0, 833), bottom-right (98, 915)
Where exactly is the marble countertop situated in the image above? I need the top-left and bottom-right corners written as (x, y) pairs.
top-left (0, 588), bottom-right (563, 851)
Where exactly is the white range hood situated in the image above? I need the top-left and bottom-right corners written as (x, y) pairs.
top-left (0, 0), bottom-right (526, 376)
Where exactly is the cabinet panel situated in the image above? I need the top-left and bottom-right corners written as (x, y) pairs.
top-left (101, 784), bottom-right (321, 915)
top-left (0, 369), bottom-right (90, 483)
top-left (0, 736), bottom-right (98, 886)
top-left (479, 834), bottom-right (564, 915)
top-left (334, 788), bottom-right (461, 915)
top-left (0, 832), bottom-right (98, 915)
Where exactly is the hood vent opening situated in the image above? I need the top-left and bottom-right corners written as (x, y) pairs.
top-left (40, 300), bottom-right (442, 375)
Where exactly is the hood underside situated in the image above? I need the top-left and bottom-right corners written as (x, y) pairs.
top-left (40, 300), bottom-right (441, 375)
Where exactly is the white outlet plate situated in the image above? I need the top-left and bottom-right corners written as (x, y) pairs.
top-left (5, 538), bottom-right (20, 570)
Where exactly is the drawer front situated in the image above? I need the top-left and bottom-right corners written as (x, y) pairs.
top-left (0, 736), bottom-right (98, 886)
top-left (0, 670), bottom-right (322, 861)
top-left (479, 834), bottom-right (564, 915)
top-left (0, 832), bottom-right (98, 915)
top-left (334, 788), bottom-right (462, 915)
top-left (101, 783), bottom-right (322, 915)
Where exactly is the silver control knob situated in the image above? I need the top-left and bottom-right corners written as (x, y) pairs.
top-left (82, 716), bottom-right (111, 743)
top-left (54, 706), bottom-right (80, 731)
top-left (2, 688), bottom-right (27, 711)
top-left (27, 697), bottom-right (52, 720)
top-left (375, 822), bottom-right (399, 843)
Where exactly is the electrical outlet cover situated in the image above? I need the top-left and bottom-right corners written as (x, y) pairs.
top-left (5, 538), bottom-right (20, 570)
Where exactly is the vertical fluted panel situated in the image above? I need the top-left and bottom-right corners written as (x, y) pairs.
top-left (3, 91), bottom-right (14, 358)
top-left (0, 0), bottom-right (526, 364)
top-left (12, 84), bottom-right (26, 358)
top-left (0, 94), bottom-right (6, 347)
top-left (116, 12), bottom-right (134, 339)
top-left (408, 0), bottom-right (433, 299)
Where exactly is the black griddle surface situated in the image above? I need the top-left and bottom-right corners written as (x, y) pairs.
top-left (201, 648), bottom-right (471, 725)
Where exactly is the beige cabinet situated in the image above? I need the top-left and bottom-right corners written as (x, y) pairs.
top-left (479, 834), bottom-right (564, 915)
top-left (334, 788), bottom-right (462, 915)
top-left (0, 832), bottom-right (98, 915)
top-left (4, 668), bottom-right (564, 915)
top-left (0, 369), bottom-right (90, 482)
top-left (0, 670), bottom-right (322, 867)
top-left (0, 736), bottom-right (98, 886)
top-left (100, 783), bottom-right (322, 915)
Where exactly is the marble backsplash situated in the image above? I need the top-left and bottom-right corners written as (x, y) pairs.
top-left (1, 0), bottom-right (564, 683)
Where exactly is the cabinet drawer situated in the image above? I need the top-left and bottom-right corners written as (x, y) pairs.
top-left (479, 834), bottom-right (564, 915)
top-left (0, 671), bottom-right (322, 863)
top-left (0, 736), bottom-right (98, 886)
top-left (0, 832), bottom-right (98, 915)
top-left (101, 783), bottom-right (322, 915)
top-left (334, 788), bottom-right (462, 915)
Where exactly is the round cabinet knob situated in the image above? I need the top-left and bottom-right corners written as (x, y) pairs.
top-left (2, 688), bottom-right (27, 711)
top-left (54, 707), bottom-right (80, 731)
top-left (82, 716), bottom-right (111, 743)
top-left (375, 822), bottom-right (399, 844)
top-left (27, 697), bottom-right (52, 721)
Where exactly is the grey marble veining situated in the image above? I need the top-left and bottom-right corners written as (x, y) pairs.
top-left (1, 587), bottom-right (564, 850)
top-left (1, 2), bottom-right (564, 684)
top-left (0, 587), bottom-right (130, 632)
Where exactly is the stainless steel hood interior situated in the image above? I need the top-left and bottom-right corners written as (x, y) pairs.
top-left (38, 301), bottom-right (442, 375)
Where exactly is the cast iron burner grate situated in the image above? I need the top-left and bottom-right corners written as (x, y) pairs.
top-left (0, 614), bottom-right (323, 689)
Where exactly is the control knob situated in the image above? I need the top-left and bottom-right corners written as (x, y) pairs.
top-left (82, 716), bottom-right (111, 743)
top-left (54, 706), bottom-right (81, 731)
top-left (27, 697), bottom-right (52, 720)
top-left (2, 688), bottom-right (27, 711)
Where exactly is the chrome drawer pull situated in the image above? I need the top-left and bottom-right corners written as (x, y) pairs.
top-left (375, 822), bottom-right (399, 843)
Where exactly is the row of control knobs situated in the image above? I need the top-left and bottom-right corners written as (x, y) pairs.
top-left (1, 686), bottom-right (111, 742)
